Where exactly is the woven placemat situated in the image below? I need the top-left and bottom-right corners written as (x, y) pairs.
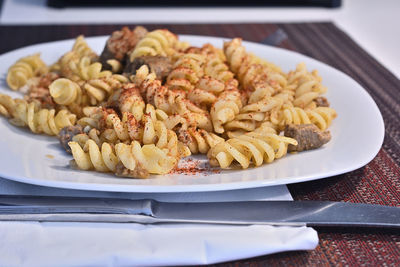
top-left (0, 23), bottom-right (399, 266)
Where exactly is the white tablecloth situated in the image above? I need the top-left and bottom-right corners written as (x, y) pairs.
top-left (0, 178), bottom-right (318, 266)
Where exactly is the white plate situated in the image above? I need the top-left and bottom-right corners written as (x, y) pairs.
top-left (0, 35), bottom-right (384, 192)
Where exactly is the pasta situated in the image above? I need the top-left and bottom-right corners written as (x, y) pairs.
top-left (133, 65), bottom-right (213, 131)
top-left (84, 74), bottom-right (128, 105)
top-left (166, 53), bottom-right (205, 91)
top-left (69, 139), bottom-right (177, 177)
top-left (1, 26), bottom-right (338, 177)
top-left (49, 78), bottom-right (82, 105)
top-left (76, 102), bottom-right (191, 161)
top-left (6, 54), bottom-right (48, 91)
top-left (287, 63), bottom-right (327, 109)
top-left (64, 56), bottom-right (111, 82)
top-left (0, 93), bottom-right (15, 117)
top-left (204, 55), bottom-right (234, 82)
top-left (71, 35), bottom-right (98, 59)
top-left (269, 106), bottom-right (337, 131)
top-left (54, 35), bottom-right (98, 77)
top-left (0, 93), bottom-right (76, 135)
top-left (210, 82), bottom-right (242, 133)
top-left (207, 131), bottom-right (297, 169)
top-left (224, 38), bottom-right (286, 94)
top-left (178, 127), bottom-right (224, 154)
top-left (49, 74), bottom-right (128, 108)
top-left (129, 29), bottom-right (178, 61)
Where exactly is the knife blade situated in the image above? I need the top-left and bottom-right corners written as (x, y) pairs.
top-left (0, 196), bottom-right (398, 228)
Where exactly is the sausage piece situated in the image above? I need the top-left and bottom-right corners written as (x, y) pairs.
top-left (124, 56), bottom-right (172, 82)
top-left (314, 96), bottom-right (330, 107)
top-left (284, 124), bottom-right (331, 152)
top-left (99, 26), bottom-right (148, 71)
top-left (115, 162), bottom-right (149, 179)
top-left (58, 125), bottom-right (84, 154)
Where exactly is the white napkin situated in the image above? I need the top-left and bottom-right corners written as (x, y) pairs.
top-left (0, 178), bottom-right (318, 266)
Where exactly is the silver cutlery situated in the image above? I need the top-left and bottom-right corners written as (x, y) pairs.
top-left (0, 196), bottom-right (398, 228)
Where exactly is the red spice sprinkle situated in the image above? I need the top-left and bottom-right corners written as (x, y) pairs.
top-left (170, 158), bottom-right (220, 176)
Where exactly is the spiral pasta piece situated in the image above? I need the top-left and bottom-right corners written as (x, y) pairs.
top-left (133, 65), bottom-right (212, 131)
top-left (0, 94), bottom-right (76, 135)
top-left (130, 29), bottom-right (178, 61)
top-left (166, 67), bottom-right (199, 91)
top-left (84, 74), bottom-right (128, 105)
top-left (174, 40), bottom-right (191, 52)
top-left (117, 141), bottom-right (178, 175)
top-left (115, 83), bottom-right (146, 121)
top-left (72, 128), bottom-right (120, 148)
top-left (196, 76), bottom-right (226, 95)
top-left (187, 43), bottom-right (226, 62)
top-left (69, 137), bottom-right (180, 177)
top-left (274, 106), bottom-right (337, 131)
top-left (204, 55), bottom-right (234, 82)
top-left (224, 95), bottom-right (282, 133)
top-left (113, 105), bottom-right (177, 148)
top-left (286, 63), bottom-right (327, 109)
top-left (71, 35), bottom-right (98, 59)
top-left (173, 53), bottom-right (205, 77)
top-left (210, 85), bottom-right (242, 133)
top-left (224, 90), bottom-right (289, 135)
top-left (177, 127), bottom-right (224, 154)
top-left (224, 113), bottom-right (264, 134)
top-left (282, 107), bottom-right (312, 126)
top-left (65, 56), bottom-right (112, 82)
top-left (69, 139), bottom-right (118, 172)
top-left (224, 38), bottom-right (286, 93)
top-left (187, 88), bottom-right (217, 108)
top-left (76, 106), bottom-right (105, 129)
top-left (106, 59), bottom-right (123, 73)
top-left (54, 35), bottom-right (98, 75)
top-left (6, 54), bottom-right (48, 91)
top-left (208, 131), bottom-right (297, 169)
top-left (306, 107), bottom-right (337, 131)
top-left (49, 78), bottom-right (83, 105)
top-left (84, 103), bottom-right (189, 160)
top-left (0, 93), bottom-right (16, 117)
top-left (49, 74), bottom-right (127, 107)
top-left (226, 121), bottom-right (278, 139)
top-left (166, 53), bottom-right (205, 91)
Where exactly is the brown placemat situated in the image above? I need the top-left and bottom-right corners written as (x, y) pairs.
top-left (0, 23), bottom-right (399, 266)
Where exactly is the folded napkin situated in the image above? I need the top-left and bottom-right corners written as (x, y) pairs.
top-left (0, 178), bottom-right (318, 266)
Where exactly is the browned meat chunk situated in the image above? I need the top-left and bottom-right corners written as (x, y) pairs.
top-left (58, 125), bottom-right (84, 154)
top-left (284, 124), bottom-right (331, 152)
top-left (314, 96), bottom-right (330, 107)
top-left (177, 128), bottom-right (193, 145)
top-left (104, 88), bottom-right (122, 111)
top-left (115, 162), bottom-right (149, 179)
top-left (99, 26), bottom-right (148, 70)
top-left (124, 56), bottom-right (172, 82)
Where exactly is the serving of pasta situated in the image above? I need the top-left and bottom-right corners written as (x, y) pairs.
top-left (0, 26), bottom-right (337, 180)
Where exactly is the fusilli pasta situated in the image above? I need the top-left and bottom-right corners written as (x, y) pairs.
top-left (6, 54), bottom-right (48, 91)
top-left (0, 93), bottom-right (76, 135)
top-left (1, 27), bottom-right (338, 179)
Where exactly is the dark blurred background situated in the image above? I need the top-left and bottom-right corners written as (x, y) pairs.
top-left (46, 0), bottom-right (341, 8)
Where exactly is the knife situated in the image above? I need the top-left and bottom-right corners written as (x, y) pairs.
top-left (0, 196), bottom-right (398, 228)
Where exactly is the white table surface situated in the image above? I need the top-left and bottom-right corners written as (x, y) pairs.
top-left (1, 0), bottom-right (399, 79)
